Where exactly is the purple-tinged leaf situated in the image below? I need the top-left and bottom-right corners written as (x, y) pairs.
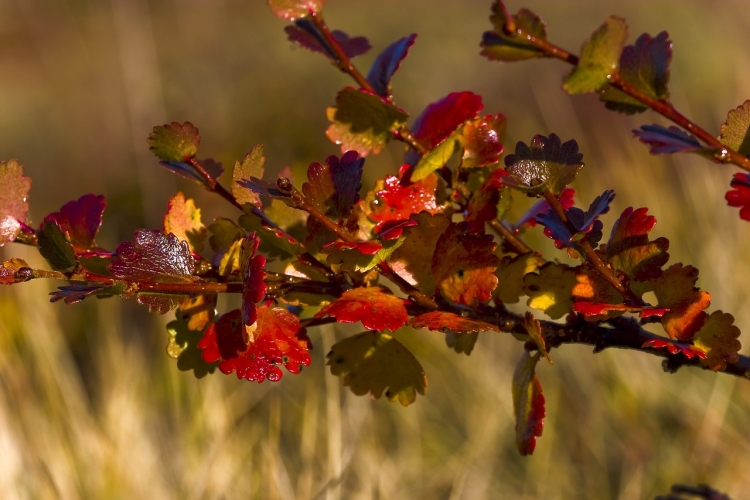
top-left (45, 194), bottom-right (106, 253)
top-left (0, 159), bottom-right (31, 246)
top-left (536, 190), bottom-right (614, 247)
top-left (366, 34), bottom-right (417, 97)
top-left (601, 32), bottom-right (672, 114)
top-left (109, 230), bottom-right (194, 283)
top-left (158, 158), bottom-right (223, 185)
top-left (285, 21), bottom-right (370, 60)
top-left (514, 188), bottom-right (575, 229)
top-left (50, 281), bottom-right (128, 305)
top-left (633, 124), bottom-right (703, 154)
top-left (303, 150), bottom-right (364, 222)
top-left (239, 177), bottom-right (293, 203)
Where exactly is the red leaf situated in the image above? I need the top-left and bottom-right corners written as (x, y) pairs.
top-left (315, 286), bottom-right (408, 332)
top-left (512, 351), bottom-right (545, 455)
top-left (108, 230), bottom-right (194, 282)
top-left (0, 160), bottom-right (31, 246)
top-left (0, 258), bottom-right (30, 285)
top-left (44, 194), bottom-right (106, 253)
top-left (322, 240), bottom-right (383, 256)
top-left (409, 311), bottom-right (499, 334)
top-left (369, 174), bottom-right (445, 230)
top-left (432, 222), bottom-right (499, 306)
top-left (198, 307), bottom-right (311, 383)
top-left (606, 207), bottom-right (670, 281)
top-left (412, 92), bottom-right (484, 149)
top-left (465, 168), bottom-right (509, 228)
top-left (726, 172), bottom-right (750, 221)
top-left (642, 338), bottom-right (706, 360)
top-left (241, 233), bottom-right (268, 341)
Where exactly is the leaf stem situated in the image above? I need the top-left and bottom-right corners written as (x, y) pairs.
top-left (488, 219), bottom-right (533, 254)
top-left (515, 33), bottom-right (750, 172)
top-left (307, 11), bottom-right (427, 155)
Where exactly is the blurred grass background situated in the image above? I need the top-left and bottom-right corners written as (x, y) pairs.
top-left (0, 0), bottom-right (750, 498)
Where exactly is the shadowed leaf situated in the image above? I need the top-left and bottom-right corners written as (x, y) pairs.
top-left (652, 264), bottom-right (710, 340)
top-left (606, 207), bottom-right (669, 281)
top-left (523, 262), bottom-right (577, 319)
top-left (327, 331), bottom-right (427, 406)
top-left (166, 318), bottom-right (217, 378)
top-left (633, 124), bottom-right (703, 154)
top-left (232, 145), bottom-right (266, 207)
top-left (692, 311), bottom-right (741, 371)
top-left (148, 122), bottom-right (200, 162)
top-left (38, 219), bottom-right (77, 272)
top-left (504, 134), bottom-right (583, 195)
top-left (480, 2), bottom-right (547, 62)
top-left (285, 21), bottom-right (369, 60)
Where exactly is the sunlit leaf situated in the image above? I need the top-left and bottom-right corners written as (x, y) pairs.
top-left (523, 262), bottom-right (577, 319)
top-left (642, 338), bottom-right (706, 360)
top-left (321, 222), bottom-right (415, 273)
top-left (327, 331), bottom-right (427, 406)
top-left (480, 2), bottom-right (548, 62)
top-left (504, 134), bottom-right (583, 195)
top-left (148, 121), bottom-right (200, 162)
top-left (411, 129), bottom-right (461, 182)
top-left (38, 219), bottom-right (77, 272)
top-left (692, 311), bottom-right (741, 371)
top-left (652, 263), bottom-right (710, 340)
top-left (432, 222), bottom-right (499, 306)
top-left (326, 87), bottom-right (408, 156)
top-left (198, 307), bottom-right (311, 382)
top-left (232, 144), bottom-right (266, 207)
top-left (606, 207), bottom-right (669, 281)
top-left (316, 286), bottom-right (408, 332)
top-left (564, 16), bottom-right (628, 94)
top-left (368, 174), bottom-right (446, 229)
top-left (0, 160), bottom-right (31, 246)
top-left (570, 266), bottom-right (624, 321)
top-left (460, 114), bottom-right (507, 168)
top-left (410, 310), bottom-right (497, 355)
top-left (178, 294), bottom-right (217, 332)
top-left (411, 91), bottom-right (484, 152)
top-left (0, 258), bottom-right (29, 285)
top-left (45, 194), bottom-right (106, 253)
top-left (163, 192), bottom-right (206, 253)
top-left (633, 124), bottom-right (703, 154)
top-left (512, 350), bottom-right (545, 455)
top-left (166, 317), bottom-right (218, 378)
top-left (600, 32), bottom-right (672, 114)
top-left (109, 230), bottom-right (195, 283)
top-left (465, 168), bottom-right (509, 229)
top-left (267, 0), bottom-right (325, 21)
top-left (367, 34), bottom-right (417, 97)
top-left (726, 172), bottom-right (750, 221)
top-left (493, 252), bottom-right (546, 304)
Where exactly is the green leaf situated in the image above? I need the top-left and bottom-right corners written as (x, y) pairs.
top-left (480, 2), bottom-right (548, 62)
top-left (503, 134), bottom-right (584, 195)
top-left (563, 16), bottom-right (628, 94)
top-left (0, 159), bottom-right (31, 246)
top-left (166, 318), bottom-right (218, 378)
top-left (148, 122), bottom-right (201, 162)
top-left (232, 145), bottom-right (266, 207)
top-left (600, 32), bottom-right (672, 114)
top-left (493, 252), bottom-right (546, 304)
top-left (512, 350), bottom-right (545, 455)
top-left (322, 238), bottom-right (405, 273)
top-left (327, 331), bottom-right (427, 406)
top-left (718, 100), bottom-right (750, 155)
top-left (411, 129), bottom-right (461, 182)
top-left (38, 219), bottom-right (77, 272)
top-left (325, 87), bottom-right (409, 156)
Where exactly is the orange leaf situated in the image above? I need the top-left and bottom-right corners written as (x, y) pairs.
top-left (163, 192), bottom-right (206, 253)
top-left (432, 222), bottom-right (499, 306)
top-left (652, 263), bottom-right (710, 340)
top-left (315, 286), bottom-right (408, 332)
top-left (606, 207), bottom-right (669, 281)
